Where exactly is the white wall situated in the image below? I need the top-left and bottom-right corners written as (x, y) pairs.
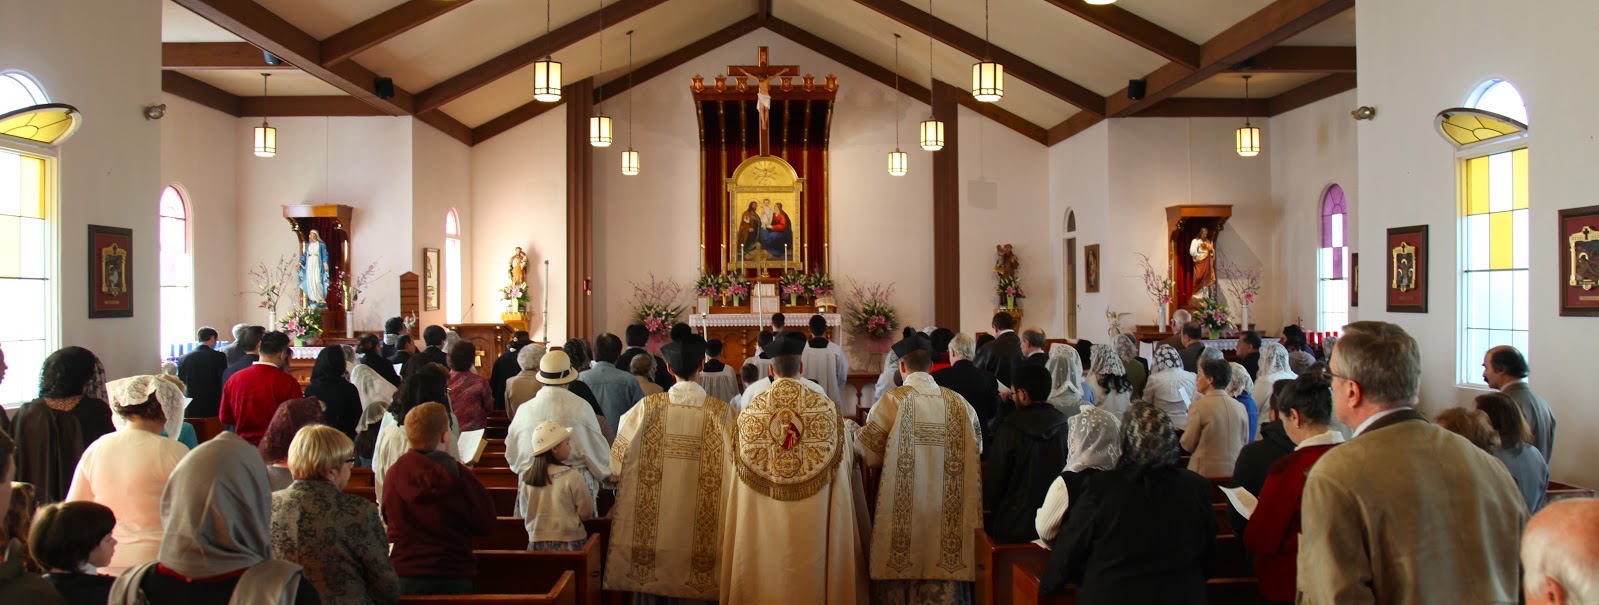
top-left (160, 93), bottom-right (240, 335)
top-left (1356, 0), bottom-right (1597, 485)
top-left (1048, 121), bottom-right (1111, 340)
top-left (413, 120), bottom-right (472, 328)
top-left (471, 105), bottom-right (567, 342)
top-left (1, 0), bottom-right (163, 379)
top-left (1269, 90), bottom-right (1360, 332)
top-left (959, 106), bottom-right (1051, 337)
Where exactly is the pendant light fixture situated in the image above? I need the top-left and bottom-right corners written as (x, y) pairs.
top-left (621, 30), bottom-right (640, 175)
top-left (253, 73), bottom-right (276, 157)
top-left (533, 0), bottom-right (563, 102)
top-left (1235, 75), bottom-right (1262, 157)
top-left (589, 0), bottom-right (612, 147)
top-left (971, 0), bottom-right (1003, 102)
top-left (888, 34), bottom-right (908, 176)
top-left (918, 0), bottom-right (944, 151)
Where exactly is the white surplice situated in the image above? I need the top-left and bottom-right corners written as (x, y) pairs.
top-left (605, 382), bottom-right (735, 600)
top-left (695, 366), bottom-right (741, 404)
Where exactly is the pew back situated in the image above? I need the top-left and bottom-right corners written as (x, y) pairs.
top-left (398, 570), bottom-right (575, 605)
top-left (475, 535), bottom-right (602, 605)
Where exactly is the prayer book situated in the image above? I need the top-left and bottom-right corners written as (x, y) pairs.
top-left (1221, 486), bottom-right (1258, 519)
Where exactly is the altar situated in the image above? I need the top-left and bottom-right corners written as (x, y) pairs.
top-left (689, 312), bottom-right (842, 364)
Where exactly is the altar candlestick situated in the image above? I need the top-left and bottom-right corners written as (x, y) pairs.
top-left (824, 243), bottom-right (829, 273)
top-left (784, 245), bottom-right (789, 272)
top-left (700, 244), bottom-right (705, 272)
top-left (722, 244), bottom-right (727, 271)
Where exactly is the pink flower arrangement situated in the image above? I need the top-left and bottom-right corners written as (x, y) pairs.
top-left (1219, 259), bottom-right (1264, 311)
top-left (1137, 253), bottom-right (1175, 307)
top-left (726, 282), bottom-right (749, 298)
top-left (782, 283), bottom-right (806, 296)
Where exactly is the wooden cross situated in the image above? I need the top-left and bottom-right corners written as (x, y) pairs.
top-left (729, 47), bottom-right (799, 156)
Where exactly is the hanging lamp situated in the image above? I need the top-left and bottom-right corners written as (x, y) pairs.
top-left (1235, 75), bottom-right (1261, 157)
top-left (971, 0), bottom-right (1003, 102)
top-left (889, 34), bottom-right (908, 176)
top-left (918, 0), bottom-right (944, 151)
top-left (533, 0), bottom-right (563, 102)
top-left (253, 73), bottom-right (276, 157)
top-left (589, 0), bottom-right (612, 147)
top-left (621, 30), bottom-right (640, 175)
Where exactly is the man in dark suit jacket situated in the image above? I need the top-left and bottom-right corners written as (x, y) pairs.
top-left (1178, 323), bottom-right (1206, 372)
top-left (221, 323), bottom-right (249, 366)
top-left (973, 312), bottom-right (1024, 387)
top-left (388, 334), bottom-right (415, 366)
top-left (401, 325), bottom-right (450, 379)
top-left (177, 326), bottom-right (229, 418)
top-left (616, 324), bottom-right (673, 389)
top-left (381, 316), bottom-right (407, 359)
top-left (1021, 328), bottom-right (1048, 366)
top-left (220, 325), bottom-right (266, 388)
top-left (1235, 331), bottom-right (1263, 380)
top-left (490, 331), bottom-right (532, 410)
top-left (933, 333), bottom-right (1001, 446)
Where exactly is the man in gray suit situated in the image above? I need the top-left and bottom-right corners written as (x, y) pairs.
top-left (1484, 345), bottom-right (1557, 463)
top-left (1298, 321), bottom-right (1526, 605)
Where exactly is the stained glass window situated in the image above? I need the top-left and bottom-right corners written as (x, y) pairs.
top-left (159, 186), bottom-right (194, 359)
top-left (446, 209), bottom-right (462, 323)
top-left (0, 147), bottom-right (52, 405)
top-left (1317, 185), bottom-right (1350, 331)
top-left (1458, 81), bottom-right (1529, 384)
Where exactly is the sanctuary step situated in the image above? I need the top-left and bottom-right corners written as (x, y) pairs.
top-left (398, 571), bottom-right (575, 605)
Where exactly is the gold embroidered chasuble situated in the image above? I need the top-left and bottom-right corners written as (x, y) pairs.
top-left (719, 378), bottom-right (869, 605)
top-left (856, 372), bottom-right (984, 582)
top-left (605, 381), bottom-right (734, 600)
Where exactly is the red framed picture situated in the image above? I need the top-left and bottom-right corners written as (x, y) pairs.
top-left (87, 224), bottom-right (133, 318)
top-left (1386, 225), bottom-right (1428, 313)
top-left (1559, 204), bottom-right (1599, 316)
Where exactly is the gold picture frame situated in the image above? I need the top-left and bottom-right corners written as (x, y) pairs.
top-left (726, 156), bottom-right (806, 272)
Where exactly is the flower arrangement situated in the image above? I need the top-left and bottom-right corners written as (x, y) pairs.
top-left (1193, 297), bottom-right (1231, 332)
top-left (997, 275), bottom-right (1025, 307)
top-left (692, 272), bottom-right (727, 298)
top-left (279, 303), bottom-right (324, 341)
top-left (629, 274), bottom-right (686, 336)
top-left (1136, 253), bottom-right (1175, 308)
top-left (249, 255), bottom-right (297, 317)
top-left (842, 279), bottom-right (899, 339)
top-left (779, 271), bottom-right (808, 304)
top-left (344, 260), bottom-right (385, 311)
top-left (499, 281), bottom-right (529, 312)
top-left (806, 272), bottom-right (835, 299)
top-left (724, 273), bottom-right (751, 303)
top-left (1218, 258), bottom-right (1263, 308)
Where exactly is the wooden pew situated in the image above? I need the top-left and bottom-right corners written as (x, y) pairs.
top-left (1549, 481), bottom-right (1596, 502)
top-left (1010, 558), bottom-right (1266, 605)
top-left (475, 535), bottom-right (603, 605)
top-left (976, 529), bottom-right (1048, 605)
top-left (350, 468), bottom-right (375, 488)
top-left (343, 486), bottom-right (517, 517)
top-left (185, 417), bottom-right (225, 444)
top-left (399, 571), bottom-right (576, 605)
top-left (474, 469), bottom-right (518, 488)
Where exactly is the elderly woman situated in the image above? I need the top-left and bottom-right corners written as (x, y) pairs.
top-left (1034, 403), bottom-right (1121, 545)
top-left (1474, 392), bottom-right (1549, 513)
top-left (1252, 343), bottom-right (1297, 417)
top-left (630, 354), bottom-right (663, 397)
top-left (1040, 404), bottom-right (1215, 602)
top-left (271, 424), bottom-right (399, 605)
top-left (350, 361), bottom-right (397, 465)
top-left (1044, 343), bottom-right (1087, 414)
top-left (373, 364), bottom-right (460, 500)
top-left (65, 376), bottom-right (190, 575)
top-left (1143, 345), bottom-right (1197, 430)
top-left (1087, 344), bottom-right (1133, 420)
top-left (1226, 362), bottom-right (1259, 442)
top-left (109, 433), bottom-right (320, 603)
top-left (258, 398), bottom-right (325, 492)
top-left (446, 342), bottom-right (493, 432)
top-left (305, 346), bottom-right (361, 440)
top-left (30, 501), bottom-right (118, 605)
top-left (12, 347), bottom-right (116, 504)
top-left (1113, 334), bottom-right (1147, 401)
top-left (505, 344), bottom-right (548, 417)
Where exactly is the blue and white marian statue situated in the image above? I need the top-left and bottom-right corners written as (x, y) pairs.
top-left (299, 229), bottom-right (329, 303)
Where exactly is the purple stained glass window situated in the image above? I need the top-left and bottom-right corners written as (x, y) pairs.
top-left (1321, 184), bottom-right (1347, 279)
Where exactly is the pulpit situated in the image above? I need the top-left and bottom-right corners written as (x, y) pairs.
top-left (447, 323), bottom-right (512, 380)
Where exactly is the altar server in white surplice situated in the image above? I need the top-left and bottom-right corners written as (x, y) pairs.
top-left (855, 332), bottom-right (984, 605)
top-left (694, 338), bottom-right (741, 404)
top-left (738, 333), bottom-right (828, 411)
top-left (720, 336), bottom-right (868, 605)
top-left (507, 350), bottom-right (610, 516)
top-left (607, 335), bottom-right (735, 603)
top-left (802, 315), bottom-right (850, 415)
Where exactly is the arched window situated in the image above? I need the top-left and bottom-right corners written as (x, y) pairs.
top-left (159, 186), bottom-right (194, 358)
top-left (445, 209), bottom-right (463, 323)
top-left (0, 71), bottom-right (48, 113)
top-left (1458, 80), bottom-right (1529, 384)
top-left (1317, 185), bottom-right (1349, 331)
top-left (0, 71), bottom-right (55, 405)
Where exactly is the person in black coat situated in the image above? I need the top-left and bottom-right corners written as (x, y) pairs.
top-left (177, 327), bottom-right (228, 418)
top-left (1225, 379), bottom-right (1297, 537)
top-left (387, 335), bottom-right (415, 366)
top-left (616, 324), bottom-right (673, 390)
top-left (221, 323), bottom-right (250, 367)
top-left (381, 316), bottom-right (407, 359)
top-left (489, 331), bottom-right (531, 410)
top-left (983, 365), bottom-right (1070, 544)
top-left (1041, 404), bottom-right (1216, 604)
top-left (303, 346), bottom-right (361, 440)
top-left (220, 326), bottom-right (266, 388)
top-left (356, 334), bottom-right (401, 387)
top-left (933, 333), bottom-right (1000, 444)
top-left (973, 312), bottom-right (1024, 387)
top-left (401, 325), bottom-right (449, 380)
top-left (1235, 331), bottom-right (1262, 380)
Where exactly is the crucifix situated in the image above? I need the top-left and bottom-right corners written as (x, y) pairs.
top-left (729, 47), bottom-right (798, 157)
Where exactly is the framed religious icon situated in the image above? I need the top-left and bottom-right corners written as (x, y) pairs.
top-left (423, 248), bottom-right (440, 311)
top-left (1351, 253), bottom-right (1360, 307)
top-left (87, 224), bottom-right (133, 318)
top-left (1386, 225), bottom-right (1428, 313)
top-left (1558, 204), bottom-right (1599, 316)
top-left (1084, 244), bottom-right (1101, 293)
top-left (726, 156), bottom-right (806, 272)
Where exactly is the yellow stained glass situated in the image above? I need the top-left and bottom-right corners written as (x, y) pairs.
top-left (18, 155), bottom-right (42, 218)
top-left (1512, 148), bottom-right (1528, 209)
top-left (0, 103), bottom-right (81, 146)
top-left (1489, 211), bottom-right (1513, 270)
top-left (1466, 156), bottom-right (1490, 215)
top-left (1435, 108), bottom-right (1527, 149)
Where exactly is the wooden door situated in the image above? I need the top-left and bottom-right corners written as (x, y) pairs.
top-left (1064, 238), bottom-right (1077, 339)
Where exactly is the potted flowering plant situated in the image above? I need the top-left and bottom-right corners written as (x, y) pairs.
top-left (996, 275), bottom-right (1025, 309)
top-left (692, 272), bottom-right (725, 299)
top-left (249, 255), bottom-right (296, 328)
top-left (806, 272), bottom-right (835, 299)
top-left (725, 273), bottom-right (751, 306)
top-left (779, 272), bottom-right (808, 307)
top-left (629, 274), bottom-right (686, 342)
top-left (843, 279), bottom-right (899, 354)
top-left (1194, 297), bottom-right (1231, 339)
top-left (1137, 253), bottom-right (1176, 330)
top-left (279, 303), bottom-right (324, 346)
top-left (1218, 259), bottom-right (1263, 331)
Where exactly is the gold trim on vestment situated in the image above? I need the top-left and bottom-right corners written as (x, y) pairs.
top-left (937, 389), bottom-right (971, 573)
top-left (626, 397), bottom-right (668, 585)
top-left (687, 397), bottom-right (730, 593)
top-left (734, 380), bottom-right (843, 501)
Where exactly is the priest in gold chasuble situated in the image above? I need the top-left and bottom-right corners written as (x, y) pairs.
top-left (606, 335), bottom-right (735, 602)
top-left (720, 337), bottom-right (868, 605)
top-left (856, 333), bottom-right (985, 605)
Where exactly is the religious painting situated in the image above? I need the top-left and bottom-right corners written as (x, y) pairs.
top-left (423, 248), bottom-right (440, 311)
top-left (1084, 244), bottom-right (1101, 293)
top-left (87, 224), bottom-right (133, 318)
top-left (1351, 253), bottom-right (1360, 307)
top-left (1386, 225), bottom-right (1428, 313)
top-left (1558, 204), bottom-right (1599, 316)
top-left (725, 156), bottom-right (806, 272)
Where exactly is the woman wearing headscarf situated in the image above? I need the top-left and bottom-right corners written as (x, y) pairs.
top-left (305, 347), bottom-right (361, 441)
top-left (257, 399), bottom-right (325, 492)
top-left (1087, 344), bottom-right (1133, 421)
top-left (1034, 404), bottom-right (1121, 544)
top-left (1044, 343), bottom-right (1086, 414)
top-left (65, 376), bottom-right (191, 575)
top-left (1143, 345), bottom-right (1197, 430)
top-left (357, 334), bottom-right (401, 387)
top-left (1113, 334), bottom-right (1148, 401)
top-left (1040, 405), bottom-right (1215, 603)
top-left (1226, 362), bottom-right (1259, 442)
top-left (1251, 343), bottom-right (1297, 419)
top-left (108, 432), bottom-right (321, 604)
top-left (504, 344), bottom-right (547, 418)
top-left (349, 362), bottom-right (397, 466)
top-left (12, 346), bottom-right (116, 504)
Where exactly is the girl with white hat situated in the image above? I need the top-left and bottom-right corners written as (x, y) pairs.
top-left (521, 420), bottom-right (595, 552)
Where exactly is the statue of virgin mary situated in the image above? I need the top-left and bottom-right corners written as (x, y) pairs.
top-left (299, 230), bottom-right (329, 303)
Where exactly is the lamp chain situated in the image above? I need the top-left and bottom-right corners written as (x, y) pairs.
top-left (894, 33), bottom-right (901, 148)
top-left (596, 0), bottom-right (604, 107)
top-left (627, 30), bottom-right (634, 143)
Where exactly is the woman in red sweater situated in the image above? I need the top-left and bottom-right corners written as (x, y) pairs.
top-left (1243, 371), bottom-right (1346, 604)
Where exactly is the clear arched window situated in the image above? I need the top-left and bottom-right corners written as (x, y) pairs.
top-left (1459, 80), bottom-right (1529, 384)
top-left (1316, 185), bottom-right (1349, 331)
top-left (445, 209), bottom-right (462, 323)
top-left (0, 72), bottom-right (48, 113)
top-left (159, 186), bottom-right (194, 358)
top-left (0, 71), bottom-right (55, 405)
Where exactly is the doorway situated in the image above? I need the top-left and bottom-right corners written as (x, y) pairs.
top-left (1064, 238), bottom-right (1077, 339)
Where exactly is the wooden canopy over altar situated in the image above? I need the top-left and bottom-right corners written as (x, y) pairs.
top-left (1167, 204), bottom-right (1231, 310)
top-left (283, 204), bottom-right (353, 336)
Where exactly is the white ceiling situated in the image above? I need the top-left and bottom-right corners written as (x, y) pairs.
top-left (180, 69), bottom-right (348, 97)
top-left (162, 0), bottom-right (242, 42)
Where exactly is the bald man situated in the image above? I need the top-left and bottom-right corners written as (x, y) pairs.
top-left (1523, 499), bottom-right (1599, 605)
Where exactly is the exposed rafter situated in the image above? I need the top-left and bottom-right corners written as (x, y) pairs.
top-left (853, 0), bottom-right (1106, 116)
top-left (1138, 97), bottom-right (1269, 118)
top-left (320, 0), bottom-right (478, 65)
top-left (163, 42), bottom-right (292, 70)
top-left (1040, 0), bottom-right (1199, 69)
top-left (162, 71), bottom-right (397, 118)
top-left (1239, 46), bottom-right (1355, 73)
top-left (414, 0), bottom-right (671, 114)
top-left (162, 71), bottom-right (242, 116)
top-left (1045, 112), bottom-right (1101, 146)
top-left (1266, 72), bottom-right (1356, 115)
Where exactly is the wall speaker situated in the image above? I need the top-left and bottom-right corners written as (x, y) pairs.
top-left (1128, 79), bottom-right (1147, 100)
top-left (375, 77), bottom-right (395, 100)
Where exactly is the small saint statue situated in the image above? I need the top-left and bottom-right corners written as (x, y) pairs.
top-left (1190, 227), bottom-right (1216, 300)
top-left (299, 229), bottom-right (329, 304)
top-left (509, 246), bottom-right (528, 286)
top-left (994, 244), bottom-right (1020, 280)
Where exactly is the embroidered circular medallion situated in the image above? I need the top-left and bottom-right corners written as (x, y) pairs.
top-left (735, 380), bottom-right (842, 501)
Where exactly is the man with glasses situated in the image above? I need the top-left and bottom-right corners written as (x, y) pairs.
top-left (1297, 321), bottom-right (1527, 604)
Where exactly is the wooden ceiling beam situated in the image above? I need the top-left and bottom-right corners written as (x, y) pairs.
top-left (161, 70), bottom-right (242, 116)
top-left (239, 96), bottom-right (391, 117)
top-left (1240, 46), bottom-right (1355, 73)
top-left (1138, 97), bottom-right (1270, 118)
top-left (1266, 72), bottom-right (1356, 116)
top-left (1045, 112), bottom-right (1101, 146)
top-left (162, 42), bottom-right (291, 70)
top-left (415, 0), bottom-right (671, 114)
top-left (320, 0), bottom-right (478, 65)
top-left (1040, 0), bottom-right (1200, 69)
top-left (853, 0), bottom-right (1106, 116)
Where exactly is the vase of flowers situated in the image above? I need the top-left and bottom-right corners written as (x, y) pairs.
top-left (250, 255), bottom-right (296, 330)
top-left (997, 275), bottom-right (1024, 309)
top-left (1194, 297), bottom-right (1231, 339)
top-left (780, 272), bottom-right (807, 307)
top-left (279, 304), bottom-right (325, 347)
top-left (843, 279), bottom-right (899, 352)
top-left (725, 273), bottom-right (751, 306)
top-left (1219, 259), bottom-right (1263, 332)
top-left (1138, 253), bottom-right (1176, 331)
top-left (630, 274), bottom-right (686, 349)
